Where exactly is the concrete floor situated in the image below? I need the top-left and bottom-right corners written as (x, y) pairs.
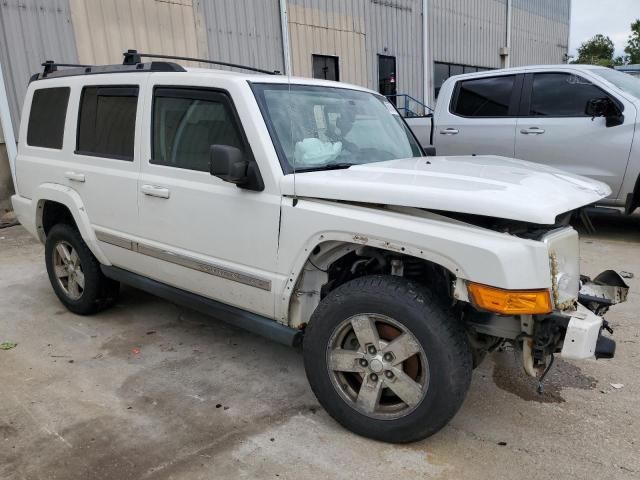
top-left (1, 212), bottom-right (639, 480)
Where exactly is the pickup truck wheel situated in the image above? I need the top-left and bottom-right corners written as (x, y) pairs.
top-left (303, 275), bottom-right (472, 443)
top-left (45, 224), bottom-right (119, 315)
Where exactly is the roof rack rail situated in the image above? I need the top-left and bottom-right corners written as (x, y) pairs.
top-left (42, 60), bottom-right (92, 75)
top-left (31, 60), bottom-right (186, 82)
top-left (122, 49), bottom-right (280, 75)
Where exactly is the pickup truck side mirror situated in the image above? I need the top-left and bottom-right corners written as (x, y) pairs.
top-left (209, 145), bottom-right (264, 191)
top-left (585, 97), bottom-right (624, 127)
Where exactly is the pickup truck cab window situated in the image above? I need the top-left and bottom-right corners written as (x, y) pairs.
top-left (451, 75), bottom-right (517, 117)
top-left (528, 73), bottom-right (611, 117)
top-left (76, 85), bottom-right (139, 160)
top-left (27, 87), bottom-right (70, 149)
top-left (251, 83), bottom-right (422, 173)
top-left (151, 87), bottom-right (248, 172)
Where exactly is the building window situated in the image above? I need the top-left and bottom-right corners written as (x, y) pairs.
top-left (378, 55), bottom-right (397, 104)
top-left (76, 86), bottom-right (139, 160)
top-left (452, 75), bottom-right (516, 117)
top-left (434, 62), bottom-right (493, 98)
top-left (312, 55), bottom-right (339, 81)
top-left (151, 88), bottom-right (247, 172)
top-left (27, 87), bottom-right (70, 149)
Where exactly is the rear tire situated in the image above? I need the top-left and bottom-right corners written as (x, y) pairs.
top-left (45, 223), bottom-right (119, 315)
top-left (303, 275), bottom-right (472, 443)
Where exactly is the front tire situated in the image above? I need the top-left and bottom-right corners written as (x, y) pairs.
top-left (303, 275), bottom-right (472, 443)
top-left (45, 223), bottom-right (119, 315)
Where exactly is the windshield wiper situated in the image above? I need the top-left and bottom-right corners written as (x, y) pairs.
top-left (295, 162), bottom-right (357, 173)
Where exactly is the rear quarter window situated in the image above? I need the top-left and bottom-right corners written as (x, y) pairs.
top-left (27, 87), bottom-right (70, 149)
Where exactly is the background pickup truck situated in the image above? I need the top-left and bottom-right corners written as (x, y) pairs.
top-left (407, 65), bottom-right (640, 214)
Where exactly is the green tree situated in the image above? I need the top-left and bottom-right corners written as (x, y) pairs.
top-left (573, 34), bottom-right (615, 66)
top-left (624, 19), bottom-right (640, 64)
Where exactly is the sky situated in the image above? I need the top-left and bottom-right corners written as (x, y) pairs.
top-left (569, 0), bottom-right (638, 59)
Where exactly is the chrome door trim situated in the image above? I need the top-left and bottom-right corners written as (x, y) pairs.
top-left (95, 230), bottom-right (272, 291)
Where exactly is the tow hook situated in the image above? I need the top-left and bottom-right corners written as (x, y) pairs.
top-left (595, 319), bottom-right (616, 360)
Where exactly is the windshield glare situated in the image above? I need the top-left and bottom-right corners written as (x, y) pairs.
top-left (590, 68), bottom-right (640, 100)
top-left (252, 84), bottom-right (423, 172)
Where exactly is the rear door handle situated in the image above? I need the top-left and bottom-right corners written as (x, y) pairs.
top-left (520, 127), bottom-right (545, 135)
top-left (141, 184), bottom-right (170, 199)
top-left (64, 171), bottom-right (85, 183)
top-left (440, 128), bottom-right (459, 135)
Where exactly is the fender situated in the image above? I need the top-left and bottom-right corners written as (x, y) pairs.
top-left (275, 199), bottom-right (554, 327)
top-left (32, 183), bottom-right (111, 265)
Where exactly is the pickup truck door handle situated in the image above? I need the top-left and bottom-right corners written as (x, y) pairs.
top-left (141, 184), bottom-right (170, 199)
top-left (440, 128), bottom-right (459, 135)
top-left (520, 127), bottom-right (545, 135)
top-left (64, 171), bottom-right (86, 183)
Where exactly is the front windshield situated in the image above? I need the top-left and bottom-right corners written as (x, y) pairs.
top-left (252, 83), bottom-right (423, 172)
top-left (590, 68), bottom-right (640, 99)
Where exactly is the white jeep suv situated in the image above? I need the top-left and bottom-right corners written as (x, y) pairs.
top-left (11, 52), bottom-right (627, 443)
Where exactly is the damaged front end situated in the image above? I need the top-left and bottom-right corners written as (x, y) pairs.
top-left (523, 269), bottom-right (628, 384)
top-left (465, 226), bottom-right (629, 388)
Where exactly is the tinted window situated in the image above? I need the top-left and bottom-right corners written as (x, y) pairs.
top-left (453, 75), bottom-right (516, 117)
top-left (530, 73), bottom-right (611, 116)
top-left (151, 88), bottom-right (245, 172)
top-left (77, 86), bottom-right (138, 160)
top-left (27, 87), bottom-right (70, 149)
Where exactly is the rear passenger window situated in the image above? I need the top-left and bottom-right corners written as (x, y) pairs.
top-left (151, 88), bottom-right (246, 172)
top-left (27, 87), bottom-right (70, 149)
top-left (452, 76), bottom-right (516, 117)
top-left (76, 86), bottom-right (139, 160)
top-left (529, 73), bottom-right (608, 117)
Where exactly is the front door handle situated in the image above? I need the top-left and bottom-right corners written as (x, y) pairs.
top-left (64, 171), bottom-right (85, 183)
top-left (440, 128), bottom-right (459, 135)
top-left (141, 184), bottom-right (170, 199)
top-left (520, 127), bottom-right (545, 135)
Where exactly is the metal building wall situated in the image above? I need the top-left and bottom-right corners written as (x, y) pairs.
top-left (430, 0), bottom-right (508, 68)
top-left (69, 0), bottom-right (207, 66)
top-left (364, 0), bottom-right (424, 102)
top-left (287, 0), bottom-right (424, 102)
top-left (287, 0), bottom-right (367, 86)
top-left (510, 0), bottom-right (570, 66)
top-left (196, 0), bottom-right (284, 73)
top-left (430, 0), bottom-right (569, 69)
top-left (0, 0), bottom-right (78, 130)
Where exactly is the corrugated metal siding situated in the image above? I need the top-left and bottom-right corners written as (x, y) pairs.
top-left (288, 0), bottom-right (423, 101)
top-left (431, 0), bottom-right (507, 68)
top-left (0, 0), bottom-right (78, 130)
top-left (288, 0), bottom-right (367, 86)
top-left (197, 0), bottom-right (284, 73)
top-left (511, 0), bottom-right (570, 66)
top-left (431, 0), bottom-right (569, 68)
top-left (365, 0), bottom-right (423, 101)
top-left (70, 0), bottom-right (205, 66)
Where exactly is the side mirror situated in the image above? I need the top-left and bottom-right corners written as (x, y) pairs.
top-left (585, 97), bottom-right (624, 127)
top-left (209, 145), bottom-right (264, 191)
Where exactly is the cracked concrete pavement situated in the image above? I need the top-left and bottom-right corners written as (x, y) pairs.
top-left (0, 211), bottom-right (639, 479)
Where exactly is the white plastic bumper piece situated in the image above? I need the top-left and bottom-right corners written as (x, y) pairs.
top-left (561, 304), bottom-right (603, 360)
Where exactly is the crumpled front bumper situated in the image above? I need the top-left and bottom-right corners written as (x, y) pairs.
top-left (560, 270), bottom-right (629, 360)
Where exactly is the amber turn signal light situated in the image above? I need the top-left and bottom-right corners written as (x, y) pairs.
top-left (467, 283), bottom-right (553, 315)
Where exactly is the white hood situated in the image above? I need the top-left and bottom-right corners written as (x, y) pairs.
top-left (281, 155), bottom-right (611, 224)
